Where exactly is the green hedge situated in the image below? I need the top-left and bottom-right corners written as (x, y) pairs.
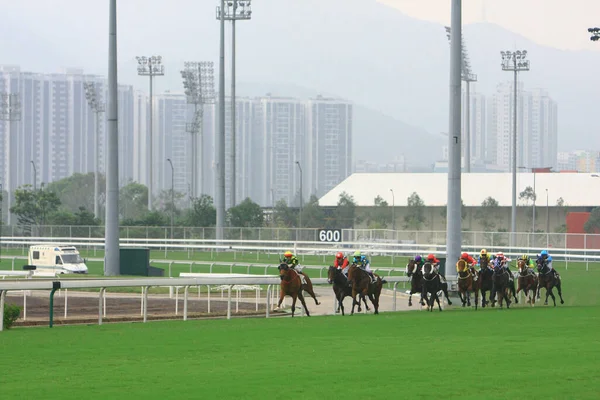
top-left (3, 304), bottom-right (21, 330)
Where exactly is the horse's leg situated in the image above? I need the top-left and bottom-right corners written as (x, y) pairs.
top-left (297, 291), bottom-right (310, 317)
top-left (481, 290), bottom-right (487, 308)
top-left (466, 290), bottom-right (471, 307)
top-left (548, 287), bottom-right (557, 307)
top-left (511, 281), bottom-right (518, 304)
top-left (442, 283), bottom-right (452, 305)
top-left (350, 289), bottom-right (358, 315)
top-left (408, 290), bottom-right (413, 307)
top-left (361, 295), bottom-right (370, 312)
top-left (339, 294), bottom-right (346, 316)
top-left (458, 289), bottom-right (466, 307)
top-left (276, 288), bottom-right (285, 309)
top-left (303, 283), bottom-right (321, 306)
top-left (368, 293), bottom-right (378, 314)
top-left (556, 280), bottom-right (565, 305)
top-left (290, 293), bottom-right (297, 317)
top-left (435, 293), bottom-right (442, 311)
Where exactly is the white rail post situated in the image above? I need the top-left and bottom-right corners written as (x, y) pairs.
top-left (0, 290), bottom-right (5, 331)
top-left (143, 286), bottom-right (149, 322)
top-left (183, 286), bottom-right (189, 321)
top-left (64, 288), bottom-right (68, 319)
top-left (140, 288), bottom-right (144, 316)
top-left (175, 287), bottom-right (179, 316)
top-left (235, 287), bottom-right (239, 313)
top-left (98, 288), bottom-right (105, 325)
top-left (393, 282), bottom-right (399, 311)
top-left (23, 290), bottom-right (27, 321)
top-left (266, 285), bottom-right (271, 318)
top-left (207, 285), bottom-right (211, 313)
top-left (227, 285), bottom-right (232, 320)
top-left (255, 287), bottom-right (259, 311)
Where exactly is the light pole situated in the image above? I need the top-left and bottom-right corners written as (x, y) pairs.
top-left (389, 188), bottom-right (395, 231)
top-left (501, 49), bottom-right (530, 246)
top-left (136, 55), bottom-right (164, 211)
top-left (105, 0), bottom-right (120, 276)
top-left (445, 25), bottom-right (477, 172)
top-left (30, 160), bottom-right (37, 192)
top-left (296, 161), bottom-right (303, 230)
top-left (546, 188), bottom-right (550, 248)
top-left (166, 158), bottom-right (174, 239)
top-left (181, 62), bottom-right (215, 199)
top-left (84, 81), bottom-right (105, 219)
top-left (0, 93), bottom-right (22, 227)
top-left (446, 0), bottom-right (462, 275)
top-left (217, 0), bottom-right (252, 207)
top-left (215, 0), bottom-right (226, 240)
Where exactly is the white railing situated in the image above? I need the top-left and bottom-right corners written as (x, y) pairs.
top-left (0, 274), bottom-right (416, 331)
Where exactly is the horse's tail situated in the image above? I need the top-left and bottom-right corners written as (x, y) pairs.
top-left (381, 278), bottom-right (388, 284)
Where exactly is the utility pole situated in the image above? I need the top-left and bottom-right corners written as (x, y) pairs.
top-left (215, 0), bottom-right (226, 240)
top-left (446, 0), bottom-right (462, 277)
top-left (182, 62), bottom-right (215, 199)
top-left (30, 161), bottom-right (37, 192)
top-left (0, 93), bottom-right (22, 227)
top-left (84, 81), bottom-right (105, 219)
top-left (105, 0), bottom-right (120, 276)
top-left (445, 26), bottom-right (477, 172)
top-left (136, 55), bottom-right (164, 210)
top-left (218, 0), bottom-right (252, 207)
top-left (501, 50), bottom-right (530, 246)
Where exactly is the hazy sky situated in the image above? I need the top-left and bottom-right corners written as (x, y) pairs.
top-left (379, 0), bottom-right (600, 51)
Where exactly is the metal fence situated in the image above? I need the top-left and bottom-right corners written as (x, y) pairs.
top-left (0, 225), bottom-right (599, 250)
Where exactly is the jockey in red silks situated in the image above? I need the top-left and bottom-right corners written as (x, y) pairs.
top-left (334, 252), bottom-right (350, 276)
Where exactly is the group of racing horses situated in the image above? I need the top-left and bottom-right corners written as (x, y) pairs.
top-left (406, 255), bottom-right (565, 311)
top-left (275, 262), bottom-right (387, 317)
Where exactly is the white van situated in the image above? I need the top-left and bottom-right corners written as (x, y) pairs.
top-left (28, 245), bottom-right (89, 274)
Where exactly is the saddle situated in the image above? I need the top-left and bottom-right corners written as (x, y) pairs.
top-left (293, 269), bottom-right (307, 285)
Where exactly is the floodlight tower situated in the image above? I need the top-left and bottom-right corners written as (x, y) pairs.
top-left (181, 62), bottom-right (215, 201)
top-left (84, 81), bottom-right (105, 219)
top-left (136, 55), bottom-right (164, 210)
top-left (0, 93), bottom-right (22, 227)
top-left (217, 0), bottom-right (252, 207)
top-left (501, 49), bottom-right (530, 246)
top-left (445, 26), bottom-right (477, 172)
top-left (588, 27), bottom-right (600, 41)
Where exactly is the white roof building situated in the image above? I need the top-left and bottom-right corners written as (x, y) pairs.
top-left (318, 173), bottom-right (600, 207)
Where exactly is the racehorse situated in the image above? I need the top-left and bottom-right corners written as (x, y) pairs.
top-left (347, 264), bottom-right (386, 315)
top-left (536, 259), bottom-right (565, 306)
top-left (492, 266), bottom-right (512, 309)
top-left (456, 259), bottom-right (478, 309)
top-left (421, 262), bottom-right (453, 312)
top-left (276, 263), bottom-right (321, 317)
top-left (477, 257), bottom-right (495, 308)
top-left (517, 259), bottom-right (538, 306)
top-left (327, 266), bottom-right (370, 315)
top-left (406, 259), bottom-right (425, 307)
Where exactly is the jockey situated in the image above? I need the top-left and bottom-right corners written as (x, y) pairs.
top-left (282, 251), bottom-right (303, 274)
top-left (414, 254), bottom-right (425, 270)
top-left (426, 253), bottom-right (447, 282)
top-left (494, 252), bottom-right (515, 280)
top-left (333, 252), bottom-right (350, 276)
top-left (352, 251), bottom-right (376, 283)
top-left (478, 249), bottom-right (493, 271)
top-left (459, 252), bottom-right (477, 275)
top-left (537, 250), bottom-right (559, 280)
top-left (518, 254), bottom-right (536, 269)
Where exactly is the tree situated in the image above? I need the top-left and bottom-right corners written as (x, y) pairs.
top-left (46, 172), bottom-right (105, 214)
top-left (156, 189), bottom-right (185, 217)
top-left (334, 192), bottom-right (357, 229)
top-left (403, 192), bottom-right (426, 230)
top-left (185, 195), bottom-right (216, 227)
top-left (556, 197), bottom-right (565, 207)
top-left (474, 196), bottom-right (500, 231)
top-left (440, 199), bottom-right (466, 222)
top-left (228, 198), bottom-right (263, 227)
top-left (10, 185), bottom-right (61, 232)
top-left (519, 186), bottom-right (537, 205)
top-left (272, 199), bottom-right (297, 227)
top-left (300, 195), bottom-right (326, 228)
top-left (119, 182), bottom-right (149, 221)
top-left (367, 195), bottom-right (389, 229)
top-left (584, 207), bottom-right (600, 233)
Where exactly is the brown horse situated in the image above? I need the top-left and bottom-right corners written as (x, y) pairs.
top-left (347, 264), bottom-right (386, 315)
top-left (517, 259), bottom-right (538, 306)
top-left (536, 259), bottom-right (565, 306)
top-left (327, 266), bottom-right (370, 315)
top-left (456, 259), bottom-right (478, 309)
top-left (276, 263), bottom-right (320, 317)
top-left (406, 259), bottom-right (425, 307)
top-left (477, 257), bottom-right (495, 308)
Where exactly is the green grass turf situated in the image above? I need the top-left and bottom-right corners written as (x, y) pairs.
top-left (1, 307), bottom-right (599, 399)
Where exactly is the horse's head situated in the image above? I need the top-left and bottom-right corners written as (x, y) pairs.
top-left (517, 259), bottom-right (527, 274)
top-left (480, 257), bottom-right (488, 269)
top-left (422, 262), bottom-right (435, 279)
top-left (327, 266), bottom-right (337, 284)
top-left (406, 259), bottom-right (418, 277)
top-left (278, 263), bottom-right (291, 280)
top-left (536, 258), bottom-right (547, 274)
top-left (456, 259), bottom-right (468, 273)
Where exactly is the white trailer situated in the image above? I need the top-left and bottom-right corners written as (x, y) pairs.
top-left (28, 245), bottom-right (89, 274)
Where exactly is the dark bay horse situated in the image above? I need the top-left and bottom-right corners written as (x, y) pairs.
top-left (347, 264), bottom-right (386, 315)
top-left (406, 259), bottom-right (425, 307)
top-left (517, 259), bottom-right (538, 306)
top-left (536, 259), bottom-right (565, 306)
top-left (477, 257), bottom-right (495, 308)
top-left (492, 266), bottom-right (512, 309)
top-left (276, 264), bottom-right (320, 317)
top-left (456, 259), bottom-right (478, 309)
top-left (327, 266), bottom-right (369, 315)
top-left (422, 263), bottom-right (452, 312)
